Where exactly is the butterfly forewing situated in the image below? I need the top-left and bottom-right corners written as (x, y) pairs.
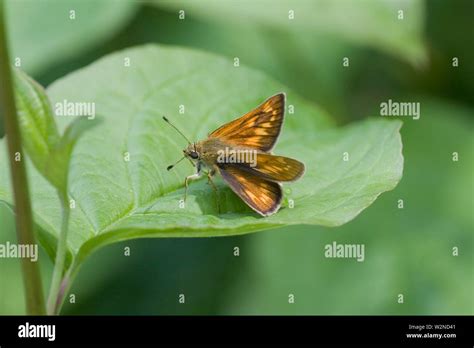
top-left (218, 164), bottom-right (282, 216)
top-left (209, 93), bottom-right (285, 152)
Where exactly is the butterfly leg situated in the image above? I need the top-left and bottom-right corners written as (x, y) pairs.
top-left (206, 169), bottom-right (220, 213)
top-left (184, 162), bottom-right (202, 202)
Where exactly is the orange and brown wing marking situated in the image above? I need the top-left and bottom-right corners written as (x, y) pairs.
top-left (218, 164), bottom-right (282, 216)
top-left (239, 153), bottom-right (305, 182)
top-left (209, 93), bottom-right (285, 152)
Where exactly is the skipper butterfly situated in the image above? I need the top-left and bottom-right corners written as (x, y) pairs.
top-left (164, 93), bottom-right (305, 216)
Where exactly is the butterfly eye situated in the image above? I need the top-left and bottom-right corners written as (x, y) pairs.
top-left (190, 151), bottom-right (199, 159)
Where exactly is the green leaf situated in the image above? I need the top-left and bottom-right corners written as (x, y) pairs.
top-left (13, 68), bottom-right (59, 176)
top-left (153, 0), bottom-right (427, 66)
top-left (46, 117), bottom-right (100, 195)
top-left (0, 45), bottom-right (403, 274)
top-left (5, 0), bottom-right (138, 75)
top-left (13, 69), bottom-right (98, 195)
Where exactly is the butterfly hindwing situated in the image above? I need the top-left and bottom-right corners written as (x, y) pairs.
top-left (209, 93), bottom-right (285, 152)
top-left (227, 153), bottom-right (305, 182)
top-left (218, 164), bottom-right (282, 216)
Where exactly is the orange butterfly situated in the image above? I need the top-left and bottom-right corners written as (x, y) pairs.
top-left (164, 93), bottom-right (305, 216)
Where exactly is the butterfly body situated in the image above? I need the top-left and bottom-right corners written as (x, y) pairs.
top-left (168, 93), bottom-right (305, 216)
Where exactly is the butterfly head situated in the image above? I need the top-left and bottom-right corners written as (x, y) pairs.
top-left (183, 143), bottom-right (200, 161)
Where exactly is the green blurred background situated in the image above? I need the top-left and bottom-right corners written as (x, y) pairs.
top-left (0, 0), bottom-right (472, 314)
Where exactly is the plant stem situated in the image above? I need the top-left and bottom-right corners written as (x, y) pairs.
top-left (0, 0), bottom-right (45, 315)
top-left (47, 191), bottom-right (70, 315)
top-left (53, 259), bottom-right (75, 314)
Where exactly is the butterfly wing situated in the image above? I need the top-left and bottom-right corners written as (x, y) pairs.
top-left (209, 93), bottom-right (285, 152)
top-left (218, 164), bottom-right (282, 216)
top-left (232, 153), bottom-right (305, 182)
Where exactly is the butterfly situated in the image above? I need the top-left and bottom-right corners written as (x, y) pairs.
top-left (164, 93), bottom-right (305, 216)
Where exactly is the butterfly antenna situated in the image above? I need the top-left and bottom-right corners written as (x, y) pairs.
top-left (163, 116), bottom-right (192, 145)
top-left (167, 155), bottom-right (186, 171)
